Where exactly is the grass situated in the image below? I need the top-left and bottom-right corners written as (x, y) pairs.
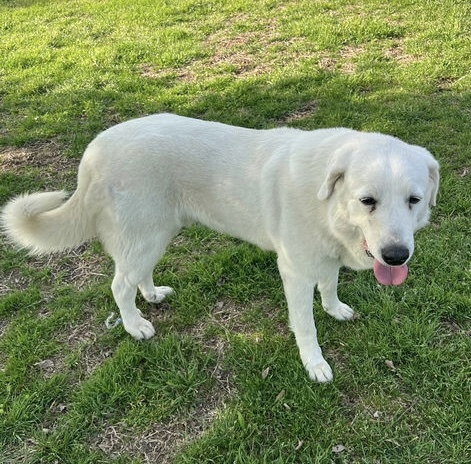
top-left (0, 0), bottom-right (470, 462)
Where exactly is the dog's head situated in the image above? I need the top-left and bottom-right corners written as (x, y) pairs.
top-left (317, 132), bottom-right (439, 285)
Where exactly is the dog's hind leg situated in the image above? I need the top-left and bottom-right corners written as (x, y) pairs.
top-left (109, 230), bottom-right (176, 340)
top-left (137, 231), bottom-right (177, 304)
top-left (139, 278), bottom-right (174, 304)
top-left (112, 270), bottom-right (155, 340)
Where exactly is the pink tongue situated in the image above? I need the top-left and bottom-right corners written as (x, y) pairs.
top-left (373, 259), bottom-right (408, 286)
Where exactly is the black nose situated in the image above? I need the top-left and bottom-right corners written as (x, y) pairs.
top-left (381, 245), bottom-right (410, 266)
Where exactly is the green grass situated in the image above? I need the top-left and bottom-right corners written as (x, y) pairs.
top-left (1, 0), bottom-right (470, 462)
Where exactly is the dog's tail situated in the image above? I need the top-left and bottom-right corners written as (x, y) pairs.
top-left (1, 189), bottom-right (95, 255)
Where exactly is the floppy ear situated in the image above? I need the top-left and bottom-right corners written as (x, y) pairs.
top-left (317, 148), bottom-right (350, 200)
top-left (427, 158), bottom-right (440, 207)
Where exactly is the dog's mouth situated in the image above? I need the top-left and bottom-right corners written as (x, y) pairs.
top-left (363, 240), bottom-right (408, 286)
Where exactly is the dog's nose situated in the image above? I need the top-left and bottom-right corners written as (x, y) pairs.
top-left (381, 245), bottom-right (410, 266)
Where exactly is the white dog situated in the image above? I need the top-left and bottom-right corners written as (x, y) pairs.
top-left (1, 114), bottom-right (439, 382)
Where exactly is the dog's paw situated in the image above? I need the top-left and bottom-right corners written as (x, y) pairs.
top-left (124, 316), bottom-right (156, 340)
top-left (324, 302), bottom-right (355, 321)
top-left (305, 359), bottom-right (333, 383)
top-left (142, 286), bottom-right (174, 304)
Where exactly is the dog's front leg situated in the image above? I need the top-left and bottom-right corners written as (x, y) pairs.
top-left (278, 261), bottom-right (333, 383)
top-left (317, 259), bottom-right (355, 321)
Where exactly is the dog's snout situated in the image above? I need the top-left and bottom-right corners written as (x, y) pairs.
top-left (381, 245), bottom-right (410, 266)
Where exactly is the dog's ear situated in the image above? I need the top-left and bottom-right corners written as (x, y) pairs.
top-left (427, 157), bottom-right (440, 207)
top-left (317, 148), bottom-right (350, 200)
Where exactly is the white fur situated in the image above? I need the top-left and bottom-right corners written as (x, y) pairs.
top-left (1, 114), bottom-right (439, 382)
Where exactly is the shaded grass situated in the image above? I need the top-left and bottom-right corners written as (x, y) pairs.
top-left (0, 0), bottom-right (470, 463)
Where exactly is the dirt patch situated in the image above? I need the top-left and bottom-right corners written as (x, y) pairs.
top-left (318, 56), bottom-right (337, 72)
top-left (340, 45), bottom-right (365, 74)
top-left (30, 246), bottom-right (110, 291)
top-left (0, 141), bottom-right (78, 189)
top-left (203, 25), bottom-right (277, 78)
top-left (0, 245), bottom-right (110, 302)
top-left (138, 64), bottom-right (196, 83)
top-left (63, 317), bottom-right (116, 376)
top-left (0, 268), bottom-right (30, 297)
top-left (33, 355), bottom-right (66, 378)
top-left (211, 299), bottom-right (254, 333)
top-left (318, 45), bottom-right (365, 74)
top-left (384, 43), bottom-right (416, 64)
top-left (318, 42), bottom-right (416, 75)
top-left (141, 15), bottom-right (310, 82)
top-left (280, 101), bottom-right (318, 124)
top-left (440, 319), bottom-right (471, 338)
top-left (91, 357), bottom-right (233, 463)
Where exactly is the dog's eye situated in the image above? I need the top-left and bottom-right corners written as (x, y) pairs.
top-left (360, 197), bottom-right (377, 206)
top-left (409, 196), bottom-right (421, 205)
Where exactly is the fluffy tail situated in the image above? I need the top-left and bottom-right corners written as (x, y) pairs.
top-left (1, 190), bottom-right (95, 255)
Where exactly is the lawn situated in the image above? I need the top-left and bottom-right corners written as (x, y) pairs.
top-left (0, 0), bottom-right (470, 462)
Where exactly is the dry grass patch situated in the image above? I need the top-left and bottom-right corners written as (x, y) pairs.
top-left (140, 15), bottom-right (310, 83)
top-left (280, 101), bottom-right (318, 124)
top-left (63, 318), bottom-right (113, 375)
top-left (91, 335), bottom-right (234, 464)
top-left (0, 268), bottom-right (30, 297)
top-left (0, 142), bottom-right (78, 188)
top-left (92, 390), bottom-right (228, 464)
top-left (203, 21), bottom-right (279, 78)
top-left (1, 245), bottom-right (110, 302)
top-left (29, 246), bottom-right (109, 290)
top-left (384, 43), bottom-right (416, 64)
top-left (318, 41), bottom-right (418, 75)
top-left (318, 45), bottom-right (366, 74)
